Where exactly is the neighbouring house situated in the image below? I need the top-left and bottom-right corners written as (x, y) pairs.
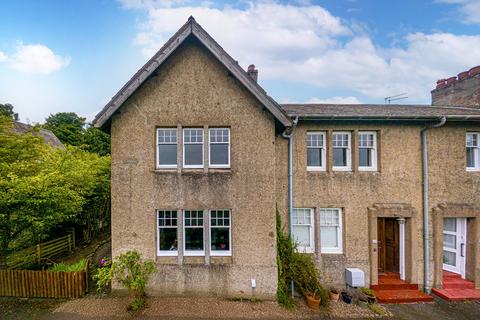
top-left (13, 122), bottom-right (64, 149)
top-left (94, 17), bottom-right (480, 301)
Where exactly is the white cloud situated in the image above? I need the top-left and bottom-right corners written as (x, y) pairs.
top-left (123, 1), bottom-right (480, 103)
top-left (0, 51), bottom-right (7, 62)
top-left (9, 44), bottom-right (70, 74)
top-left (437, 0), bottom-right (480, 24)
top-left (306, 96), bottom-right (362, 104)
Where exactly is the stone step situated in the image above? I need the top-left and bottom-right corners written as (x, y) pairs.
top-left (374, 289), bottom-right (434, 304)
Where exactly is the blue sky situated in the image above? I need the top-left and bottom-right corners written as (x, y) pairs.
top-left (1, 0), bottom-right (479, 123)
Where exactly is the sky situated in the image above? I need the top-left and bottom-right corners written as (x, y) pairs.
top-left (1, 0), bottom-right (480, 123)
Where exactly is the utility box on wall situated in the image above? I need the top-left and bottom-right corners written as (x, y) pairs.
top-left (345, 268), bottom-right (365, 287)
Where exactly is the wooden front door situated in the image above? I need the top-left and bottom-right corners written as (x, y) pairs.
top-left (378, 218), bottom-right (399, 273)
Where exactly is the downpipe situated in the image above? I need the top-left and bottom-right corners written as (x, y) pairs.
top-left (281, 116), bottom-right (298, 300)
top-left (421, 116), bottom-right (446, 294)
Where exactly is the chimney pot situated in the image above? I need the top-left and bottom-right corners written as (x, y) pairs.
top-left (247, 64), bottom-right (258, 82)
top-left (469, 65), bottom-right (480, 76)
top-left (446, 76), bottom-right (457, 85)
top-left (458, 71), bottom-right (470, 81)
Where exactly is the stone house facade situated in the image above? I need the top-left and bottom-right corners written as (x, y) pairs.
top-left (94, 17), bottom-right (480, 299)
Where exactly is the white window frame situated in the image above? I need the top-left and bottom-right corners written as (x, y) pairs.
top-left (332, 132), bottom-right (351, 171)
top-left (183, 210), bottom-right (205, 256)
top-left (183, 128), bottom-right (204, 169)
top-left (209, 209), bottom-right (232, 256)
top-left (156, 128), bottom-right (178, 169)
top-left (358, 131), bottom-right (377, 171)
top-left (466, 132), bottom-right (480, 172)
top-left (292, 208), bottom-right (315, 253)
top-left (208, 128), bottom-right (230, 168)
top-left (156, 210), bottom-right (178, 256)
top-left (319, 208), bottom-right (343, 254)
top-left (307, 132), bottom-right (326, 171)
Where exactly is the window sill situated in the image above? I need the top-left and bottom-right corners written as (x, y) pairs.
top-left (307, 167), bottom-right (326, 172)
top-left (210, 256), bottom-right (233, 265)
top-left (152, 168), bottom-right (232, 175)
top-left (466, 168), bottom-right (480, 172)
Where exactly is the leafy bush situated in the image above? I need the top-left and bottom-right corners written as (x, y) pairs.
top-left (93, 250), bottom-right (156, 310)
top-left (50, 259), bottom-right (87, 272)
top-left (276, 209), bottom-right (328, 307)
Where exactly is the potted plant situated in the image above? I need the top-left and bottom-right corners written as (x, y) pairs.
top-left (329, 288), bottom-right (340, 302)
top-left (341, 291), bottom-right (352, 304)
top-left (360, 287), bottom-right (376, 304)
top-left (302, 282), bottom-right (322, 310)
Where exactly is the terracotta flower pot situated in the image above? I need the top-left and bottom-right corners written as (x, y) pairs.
top-left (329, 291), bottom-right (340, 302)
top-left (305, 293), bottom-right (321, 310)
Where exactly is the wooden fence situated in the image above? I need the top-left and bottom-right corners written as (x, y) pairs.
top-left (0, 268), bottom-right (88, 298)
top-left (6, 230), bottom-right (75, 269)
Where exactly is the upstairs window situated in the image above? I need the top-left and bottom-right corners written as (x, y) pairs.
top-left (332, 132), bottom-right (351, 171)
top-left (292, 208), bottom-right (314, 253)
top-left (307, 132), bottom-right (326, 171)
top-left (157, 210), bottom-right (178, 256)
top-left (320, 208), bottom-right (343, 254)
top-left (358, 132), bottom-right (377, 171)
top-left (466, 132), bottom-right (480, 171)
top-left (157, 128), bottom-right (177, 168)
top-left (183, 129), bottom-right (204, 168)
top-left (184, 210), bottom-right (205, 256)
top-left (209, 128), bottom-right (230, 168)
top-left (210, 210), bottom-right (231, 256)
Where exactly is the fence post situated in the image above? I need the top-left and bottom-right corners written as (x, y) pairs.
top-left (71, 228), bottom-right (75, 249)
top-left (35, 244), bottom-right (41, 265)
top-left (68, 234), bottom-right (72, 252)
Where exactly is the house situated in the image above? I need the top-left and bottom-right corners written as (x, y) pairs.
top-left (94, 17), bottom-right (480, 301)
top-left (13, 122), bottom-right (64, 149)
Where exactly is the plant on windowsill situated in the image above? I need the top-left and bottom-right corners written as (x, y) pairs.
top-left (93, 250), bottom-right (156, 311)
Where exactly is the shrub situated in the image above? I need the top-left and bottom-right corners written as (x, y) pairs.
top-left (93, 250), bottom-right (156, 310)
top-left (276, 209), bottom-right (328, 307)
top-left (50, 259), bottom-right (87, 272)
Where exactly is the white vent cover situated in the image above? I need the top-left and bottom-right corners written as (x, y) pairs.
top-left (345, 268), bottom-right (365, 287)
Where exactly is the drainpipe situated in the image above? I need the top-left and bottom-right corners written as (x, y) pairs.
top-left (281, 116), bottom-right (299, 300)
top-left (421, 116), bottom-right (446, 294)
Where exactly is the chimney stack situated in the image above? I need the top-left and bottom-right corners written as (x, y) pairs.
top-left (247, 64), bottom-right (258, 82)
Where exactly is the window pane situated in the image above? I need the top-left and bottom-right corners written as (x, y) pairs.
top-left (467, 147), bottom-right (475, 168)
top-left (444, 218), bottom-right (456, 232)
top-left (211, 228), bottom-right (230, 251)
top-left (359, 148), bottom-right (371, 167)
top-left (307, 148), bottom-right (322, 167)
top-left (185, 228), bottom-right (204, 251)
top-left (321, 226), bottom-right (338, 247)
top-left (158, 144), bottom-right (177, 165)
top-left (443, 250), bottom-right (456, 266)
top-left (159, 228), bottom-right (177, 251)
top-left (293, 225), bottom-right (311, 248)
top-left (307, 133), bottom-right (323, 147)
top-left (210, 144), bottom-right (228, 165)
top-left (333, 148), bottom-right (347, 166)
top-left (443, 234), bottom-right (456, 249)
top-left (185, 144), bottom-right (203, 165)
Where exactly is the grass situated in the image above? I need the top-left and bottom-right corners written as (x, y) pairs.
top-left (50, 259), bottom-right (87, 272)
top-left (368, 303), bottom-right (388, 316)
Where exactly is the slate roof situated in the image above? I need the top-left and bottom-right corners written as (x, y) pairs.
top-left (13, 122), bottom-right (64, 148)
top-left (93, 16), bottom-right (292, 129)
top-left (280, 104), bottom-right (480, 121)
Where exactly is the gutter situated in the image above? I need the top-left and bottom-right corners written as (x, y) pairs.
top-left (281, 116), bottom-right (299, 300)
top-left (421, 116), bottom-right (446, 294)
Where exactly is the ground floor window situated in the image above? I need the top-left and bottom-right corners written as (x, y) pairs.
top-left (320, 208), bottom-right (343, 254)
top-left (292, 208), bottom-right (314, 253)
top-left (210, 210), bottom-right (231, 256)
top-left (157, 210), bottom-right (178, 256)
top-left (184, 210), bottom-right (205, 256)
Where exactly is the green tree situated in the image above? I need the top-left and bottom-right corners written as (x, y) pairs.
top-left (44, 112), bottom-right (86, 146)
top-left (0, 115), bottom-right (110, 267)
top-left (0, 103), bottom-right (19, 121)
top-left (82, 126), bottom-right (110, 156)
